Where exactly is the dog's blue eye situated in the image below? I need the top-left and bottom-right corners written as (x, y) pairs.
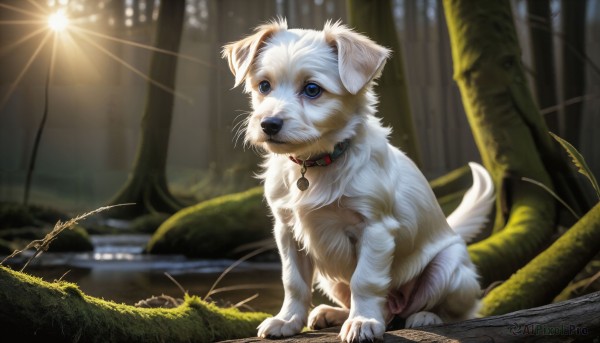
top-left (303, 83), bottom-right (322, 99)
top-left (258, 81), bottom-right (271, 95)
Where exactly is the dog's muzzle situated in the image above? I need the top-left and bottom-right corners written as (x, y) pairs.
top-left (261, 117), bottom-right (283, 136)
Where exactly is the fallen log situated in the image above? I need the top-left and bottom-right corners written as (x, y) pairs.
top-left (0, 266), bottom-right (269, 342)
top-left (221, 291), bottom-right (600, 343)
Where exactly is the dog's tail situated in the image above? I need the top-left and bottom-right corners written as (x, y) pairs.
top-left (446, 162), bottom-right (495, 243)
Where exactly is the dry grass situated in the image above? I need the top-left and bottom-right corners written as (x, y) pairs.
top-left (0, 203), bottom-right (133, 271)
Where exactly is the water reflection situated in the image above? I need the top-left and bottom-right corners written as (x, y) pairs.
top-left (7, 234), bottom-right (288, 313)
top-left (15, 234), bottom-right (279, 273)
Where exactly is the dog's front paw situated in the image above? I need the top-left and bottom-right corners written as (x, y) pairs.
top-left (257, 314), bottom-right (304, 338)
top-left (339, 316), bottom-right (385, 343)
top-left (405, 311), bottom-right (443, 328)
top-left (308, 304), bottom-right (349, 330)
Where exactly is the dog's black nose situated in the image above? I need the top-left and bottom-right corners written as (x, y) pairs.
top-left (261, 117), bottom-right (283, 135)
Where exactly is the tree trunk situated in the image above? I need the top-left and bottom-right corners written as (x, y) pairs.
top-left (346, 0), bottom-right (422, 167)
top-left (527, 0), bottom-right (558, 133)
top-left (222, 291), bottom-right (600, 343)
top-left (561, 0), bottom-right (586, 146)
top-left (443, 0), bottom-right (556, 286)
top-left (109, 0), bottom-right (186, 217)
top-left (0, 266), bottom-right (268, 342)
top-left (442, 0), bottom-right (589, 287)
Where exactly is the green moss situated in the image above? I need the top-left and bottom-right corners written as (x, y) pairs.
top-left (468, 189), bottom-right (555, 284)
top-left (0, 202), bottom-right (69, 230)
top-left (48, 225), bottom-right (94, 252)
top-left (480, 202), bottom-right (600, 316)
top-left (430, 165), bottom-right (472, 199)
top-left (0, 266), bottom-right (269, 342)
top-left (0, 225), bottom-right (93, 252)
top-left (0, 203), bottom-right (37, 230)
top-left (130, 212), bottom-right (171, 234)
top-left (62, 282), bottom-right (85, 298)
top-left (554, 254), bottom-right (600, 302)
top-left (147, 187), bottom-right (271, 258)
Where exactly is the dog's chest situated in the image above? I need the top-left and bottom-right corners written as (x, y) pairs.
top-left (293, 202), bottom-right (365, 279)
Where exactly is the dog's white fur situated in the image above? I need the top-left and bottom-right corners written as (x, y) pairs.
top-left (223, 19), bottom-right (494, 343)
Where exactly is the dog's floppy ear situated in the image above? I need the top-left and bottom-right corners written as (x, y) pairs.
top-left (222, 19), bottom-right (287, 87)
top-left (324, 21), bottom-right (390, 94)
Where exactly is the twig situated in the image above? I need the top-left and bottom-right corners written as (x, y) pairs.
top-left (164, 272), bottom-right (187, 296)
top-left (539, 93), bottom-right (600, 116)
top-left (206, 283), bottom-right (278, 299)
top-left (57, 269), bottom-right (71, 282)
top-left (583, 271), bottom-right (600, 291)
top-left (204, 245), bottom-right (273, 300)
top-left (521, 177), bottom-right (580, 220)
top-left (232, 293), bottom-right (259, 309)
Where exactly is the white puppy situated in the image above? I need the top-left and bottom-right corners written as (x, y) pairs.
top-left (223, 19), bottom-right (494, 343)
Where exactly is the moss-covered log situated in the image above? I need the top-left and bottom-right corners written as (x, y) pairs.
top-left (0, 203), bottom-right (93, 252)
top-left (481, 202), bottom-right (600, 316)
top-left (0, 266), bottom-right (268, 342)
top-left (0, 225), bottom-right (93, 253)
top-left (146, 174), bottom-right (472, 259)
top-left (147, 187), bottom-right (272, 258)
top-left (443, 0), bottom-right (567, 286)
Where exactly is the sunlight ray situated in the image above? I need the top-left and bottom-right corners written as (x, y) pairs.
top-left (0, 31), bottom-right (52, 112)
top-left (0, 26), bottom-right (47, 57)
top-left (48, 30), bottom-right (59, 80)
top-left (72, 30), bottom-right (192, 103)
top-left (55, 31), bottom-right (103, 81)
top-left (70, 26), bottom-right (216, 68)
top-left (0, 3), bottom-right (48, 20)
top-left (26, 0), bottom-right (48, 14)
top-left (0, 20), bottom-right (44, 25)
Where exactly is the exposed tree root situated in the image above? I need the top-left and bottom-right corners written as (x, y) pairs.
top-left (481, 202), bottom-right (600, 316)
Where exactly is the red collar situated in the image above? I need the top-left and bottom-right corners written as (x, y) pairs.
top-left (288, 139), bottom-right (350, 168)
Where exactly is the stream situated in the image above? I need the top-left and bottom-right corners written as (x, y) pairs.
top-left (8, 234), bottom-right (287, 314)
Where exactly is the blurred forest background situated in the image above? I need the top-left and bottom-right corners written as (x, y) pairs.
top-left (0, 0), bottom-right (600, 340)
top-left (1, 0), bottom-right (598, 212)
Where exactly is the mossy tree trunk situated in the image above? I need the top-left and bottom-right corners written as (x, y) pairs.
top-left (442, 0), bottom-right (589, 287)
top-left (0, 266), bottom-right (268, 342)
top-left (346, 0), bottom-right (422, 167)
top-left (109, 0), bottom-right (185, 218)
top-left (527, 0), bottom-right (558, 133)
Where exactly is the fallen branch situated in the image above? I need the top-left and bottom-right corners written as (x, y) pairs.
top-left (0, 266), bottom-right (268, 342)
top-left (220, 292), bottom-right (600, 342)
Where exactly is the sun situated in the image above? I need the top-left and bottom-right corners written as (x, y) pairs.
top-left (48, 10), bottom-right (69, 32)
